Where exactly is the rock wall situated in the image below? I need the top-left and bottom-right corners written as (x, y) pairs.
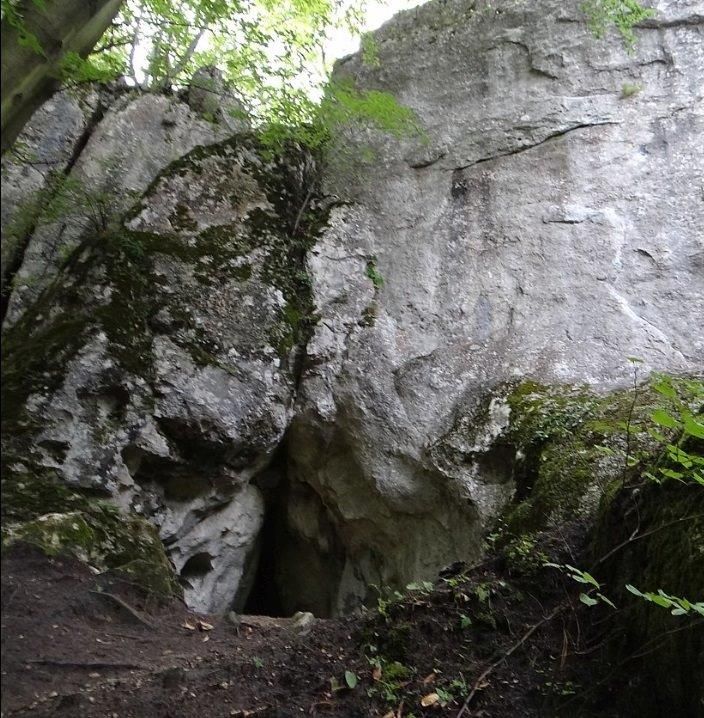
top-left (2, 0), bottom-right (703, 617)
top-left (282, 0), bottom-right (704, 612)
top-left (1, 87), bottom-right (321, 614)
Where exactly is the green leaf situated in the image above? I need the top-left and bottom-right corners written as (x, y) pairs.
top-left (580, 593), bottom-right (598, 607)
top-left (597, 592), bottom-right (616, 609)
top-left (650, 594), bottom-right (673, 608)
top-left (651, 375), bottom-right (678, 399)
top-left (625, 584), bottom-right (643, 597)
top-left (344, 670), bottom-right (358, 689)
top-left (647, 428), bottom-right (668, 442)
top-left (651, 409), bottom-right (680, 429)
top-left (683, 413), bottom-right (704, 439)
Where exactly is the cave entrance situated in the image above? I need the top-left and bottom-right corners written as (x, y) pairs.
top-left (240, 450), bottom-right (345, 619)
top-left (242, 495), bottom-right (286, 617)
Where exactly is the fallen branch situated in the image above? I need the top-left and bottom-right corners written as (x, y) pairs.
top-left (456, 604), bottom-right (566, 717)
top-left (89, 590), bottom-right (155, 629)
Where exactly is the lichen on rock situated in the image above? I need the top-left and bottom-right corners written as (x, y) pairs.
top-left (1, 110), bottom-right (327, 614)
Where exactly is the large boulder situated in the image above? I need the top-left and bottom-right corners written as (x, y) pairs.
top-left (3, 91), bottom-right (231, 325)
top-left (2, 0), bottom-right (703, 620)
top-left (2, 106), bottom-right (321, 612)
top-left (281, 0), bottom-right (704, 613)
top-left (1, 87), bottom-right (102, 300)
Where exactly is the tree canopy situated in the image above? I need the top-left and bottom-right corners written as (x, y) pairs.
top-left (1, 0), bottom-right (656, 154)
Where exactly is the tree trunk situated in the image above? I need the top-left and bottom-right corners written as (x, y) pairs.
top-left (1, 0), bottom-right (123, 154)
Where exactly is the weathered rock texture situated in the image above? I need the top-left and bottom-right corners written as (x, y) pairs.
top-left (2, 0), bottom-right (703, 618)
top-left (2, 89), bottom-right (318, 613)
top-left (3, 91), bottom-right (232, 325)
top-left (1, 87), bottom-right (102, 304)
top-left (281, 0), bottom-right (704, 613)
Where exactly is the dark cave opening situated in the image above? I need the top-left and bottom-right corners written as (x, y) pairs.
top-left (242, 494), bottom-right (286, 617)
top-left (241, 446), bottom-right (289, 617)
top-left (179, 552), bottom-right (214, 590)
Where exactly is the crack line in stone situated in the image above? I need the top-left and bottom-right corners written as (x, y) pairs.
top-left (448, 120), bottom-right (622, 172)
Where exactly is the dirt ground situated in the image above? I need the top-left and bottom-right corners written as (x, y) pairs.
top-left (0, 541), bottom-right (667, 718)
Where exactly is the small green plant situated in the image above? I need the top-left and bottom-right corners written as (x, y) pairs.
top-left (504, 534), bottom-right (549, 573)
top-left (365, 656), bottom-right (412, 705)
top-left (115, 234), bottom-right (146, 261)
top-left (542, 680), bottom-right (579, 697)
top-left (371, 584), bottom-right (404, 620)
top-left (545, 563), bottom-right (616, 608)
top-left (625, 585), bottom-right (704, 616)
top-left (405, 580), bottom-right (434, 595)
top-left (430, 676), bottom-right (469, 708)
top-left (344, 670), bottom-right (359, 689)
top-left (366, 258), bottom-right (384, 289)
top-left (620, 82), bottom-right (642, 98)
top-left (361, 32), bottom-right (381, 68)
top-left (641, 374), bottom-right (704, 485)
top-left (592, 371), bottom-right (703, 486)
top-left (252, 656), bottom-right (264, 669)
top-left (459, 613), bottom-right (473, 630)
top-left (582, 0), bottom-right (656, 49)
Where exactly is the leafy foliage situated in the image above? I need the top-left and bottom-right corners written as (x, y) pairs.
top-left (638, 374), bottom-right (704, 485)
top-left (582, 0), bottom-right (656, 48)
top-left (625, 585), bottom-right (704, 617)
top-left (545, 563), bottom-right (617, 608)
top-left (1, 0), bottom-right (47, 56)
top-left (365, 257), bottom-right (384, 289)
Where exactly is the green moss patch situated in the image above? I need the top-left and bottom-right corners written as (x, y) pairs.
top-left (501, 380), bottom-right (672, 537)
top-left (2, 493), bottom-right (180, 598)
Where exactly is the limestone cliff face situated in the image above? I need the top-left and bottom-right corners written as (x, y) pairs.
top-left (283, 0), bottom-right (704, 612)
top-left (2, 0), bottom-right (703, 617)
top-left (2, 90), bottom-right (320, 614)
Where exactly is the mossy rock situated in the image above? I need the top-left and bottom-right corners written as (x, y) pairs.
top-left (500, 379), bottom-right (675, 538)
top-left (2, 473), bottom-right (180, 598)
top-left (496, 375), bottom-right (704, 713)
top-left (2, 134), bottom-right (329, 439)
top-left (591, 480), bottom-right (704, 716)
top-left (3, 507), bottom-right (180, 598)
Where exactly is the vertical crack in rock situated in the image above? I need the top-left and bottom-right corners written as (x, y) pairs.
top-left (1, 90), bottom-right (109, 324)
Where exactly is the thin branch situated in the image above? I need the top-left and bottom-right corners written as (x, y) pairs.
top-left (157, 27), bottom-right (207, 90)
top-left (88, 590), bottom-right (155, 629)
top-left (591, 513), bottom-right (703, 570)
top-left (128, 8), bottom-right (143, 85)
top-left (93, 38), bottom-right (133, 54)
top-left (456, 604), bottom-right (566, 717)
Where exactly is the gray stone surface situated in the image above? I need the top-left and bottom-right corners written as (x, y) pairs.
top-left (2, 0), bottom-right (703, 618)
top-left (283, 0), bottom-right (704, 612)
top-left (2, 133), bottom-right (314, 614)
top-left (1, 88), bottom-right (100, 295)
top-left (4, 92), bottom-right (230, 325)
top-left (188, 65), bottom-right (251, 133)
